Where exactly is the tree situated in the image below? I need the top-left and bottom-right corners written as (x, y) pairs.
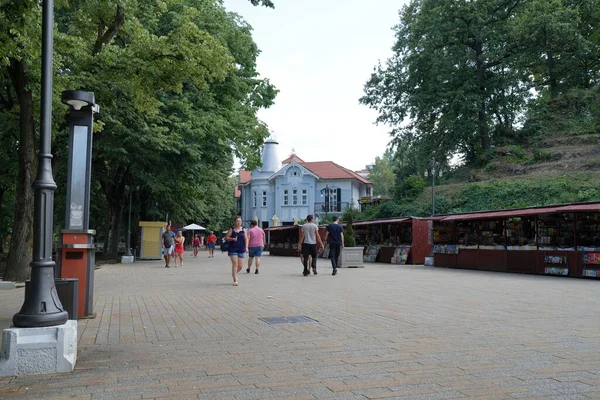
top-left (1, 0), bottom-right (279, 278)
top-left (342, 207), bottom-right (357, 247)
top-left (361, 0), bottom-right (529, 164)
top-left (368, 150), bottom-right (395, 197)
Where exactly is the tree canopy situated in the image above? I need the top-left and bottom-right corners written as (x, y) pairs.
top-left (1, 0), bottom-right (278, 279)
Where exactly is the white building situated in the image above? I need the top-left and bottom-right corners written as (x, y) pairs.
top-left (236, 138), bottom-right (373, 228)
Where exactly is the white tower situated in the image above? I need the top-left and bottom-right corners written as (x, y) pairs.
top-left (260, 137), bottom-right (280, 172)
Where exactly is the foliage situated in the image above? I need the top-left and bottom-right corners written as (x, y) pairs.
top-left (0, 0), bottom-right (279, 277)
top-left (395, 175), bottom-right (426, 202)
top-left (361, 0), bottom-right (600, 174)
top-left (342, 207), bottom-right (358, 247)
top-left (368, 150), bottom-right (395, 197)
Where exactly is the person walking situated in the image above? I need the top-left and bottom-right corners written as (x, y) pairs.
top-left (246, 220), bottom-right (266, 274)
top-left (206, 231), bottom-right (217, 258)
top-left (225, 216), bottom-right (248, 286)
top-left (324, 216), bottom-right (344, 275)
top-left (298, 214), bottom-right (323, 276)
top-left (174, 230), bottom-right (185, 267)
top-left (192, 234), bottom-right (201, 258)
top-left (161, 225), bottom-right (175, 268)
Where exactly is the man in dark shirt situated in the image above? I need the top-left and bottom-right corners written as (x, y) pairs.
top-left (324, 216), bottom-right (344, 275)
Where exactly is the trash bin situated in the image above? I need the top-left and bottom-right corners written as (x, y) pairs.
top-left (25, 278), bottom-right (79, 320)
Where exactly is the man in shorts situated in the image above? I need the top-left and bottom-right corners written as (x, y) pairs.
top-left (161, 225), bottom-right (175, 268)
top-left (298, 215), bottom-right (323, 276)
top-left (206, 231), bottom-right (217, 258)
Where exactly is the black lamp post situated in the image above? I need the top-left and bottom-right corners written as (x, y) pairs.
top-left (12, 0), bottom-right (68, 327)
top-left (425, 158), bottom-right (442, 216)
top-left (125, 186), bottom-right (139, 257)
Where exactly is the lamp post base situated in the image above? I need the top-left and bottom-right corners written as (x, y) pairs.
top-left (0, 320), bottom-right (77, 376)
top-left (120, 255), bottom-right (134, 264)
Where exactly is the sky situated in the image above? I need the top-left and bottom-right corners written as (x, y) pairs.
top-left (223, 0), bottom-right (408, 171)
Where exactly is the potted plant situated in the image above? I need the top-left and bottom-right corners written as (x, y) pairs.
top-left (339, 207), bottom-right (364, 268)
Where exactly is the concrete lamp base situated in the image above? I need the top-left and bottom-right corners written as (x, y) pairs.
top-left (0, 320), bottom-right (77, 377)
top-left (121, 255), bottom-right (135, 264)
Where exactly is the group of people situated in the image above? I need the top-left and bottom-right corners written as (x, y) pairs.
top-left (160, 213), bottom-right (344, 285)
top-left (298, 214), bottom-right (344, 276)
top-left (161, 225), bottom-right (218, 268)
top-left (224, 217), bottom-right (266, 286)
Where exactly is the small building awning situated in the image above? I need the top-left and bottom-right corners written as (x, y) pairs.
top-left (353, 217), bottom-right (410, 227)
top-left (264, 225), bottom-right (300, 232)
top-left (555, 203), bottom-right (600, 212)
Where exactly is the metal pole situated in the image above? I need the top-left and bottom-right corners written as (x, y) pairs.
top-left (125, 189), bottom-right (132, 257)
top-left (13, 0), bottom-right (68, 327)
top-left (431, 161), bottom-right (436, 216)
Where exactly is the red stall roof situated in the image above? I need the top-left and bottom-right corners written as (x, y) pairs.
top-left (441, 201), bottom-right (600, 222)
top-left (555, 203), bottom-right (600, 212)
top-left (353, 217), bottom-right (410, 226)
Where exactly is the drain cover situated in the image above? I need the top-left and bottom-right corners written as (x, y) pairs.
top-left (259, 315), bottom-right (318, 325)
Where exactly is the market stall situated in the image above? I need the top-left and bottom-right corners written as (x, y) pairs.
top-left (432, 202), bottom-right (600, 278)
top-left (265, 225), bottom-right (327, 257)
top-left (353, 217), bottom-right (432, 264)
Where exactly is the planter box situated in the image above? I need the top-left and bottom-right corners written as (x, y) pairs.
top-left (339, 246), bottom-right (364, 268)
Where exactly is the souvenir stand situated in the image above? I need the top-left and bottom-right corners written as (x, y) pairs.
top-left (353, 217), bottom-right (432, 264)
top-left (265, 225), bottom-right (327, 257)
top-left (265, 225), bottom-right (300, 256)
top-left (432, 202), bottom-right (600, 278)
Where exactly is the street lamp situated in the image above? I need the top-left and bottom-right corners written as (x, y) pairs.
top-left (320, 184), bottom-right (335, 219)
top-left (424, 159), bottom-right (442, 216)
top-left (12, 0), bottom-right (68, 327)
top-left (122, 185), bottom-right (139, 261)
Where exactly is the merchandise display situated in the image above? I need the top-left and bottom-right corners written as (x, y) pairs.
top-left (577, 213), bottom-right (600, 251)
top-left (506, 217), bottom-right (536, 249)
top-left (391, 247), bottom-right (410, 264)
top-left (456, 221), bottom-right (478, 249)
top-left (538, 213), bottom-right (575, 250)
top-left (479, 220), bottom-right (506, 249)
top-left (363, 245), bottom-right (380, 262)
top-left (543, 254), bottom-right (569, 275)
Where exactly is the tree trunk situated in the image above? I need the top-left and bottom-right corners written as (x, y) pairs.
top-left (0, 187), bottom-right (4, 255)
top-left (547, 50), bottom-right (558, 97)
top-left (475, 45), bottom-right (490, 151)
top-left (105, 196), bottom-right (124, 260)
top-left (3, 59), bottom-right (36, 282)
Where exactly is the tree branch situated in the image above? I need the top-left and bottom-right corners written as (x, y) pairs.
top-left (93, 4), bottom-right (125, 55)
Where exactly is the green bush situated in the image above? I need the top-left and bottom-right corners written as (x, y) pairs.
top-left (342, 207), bottom-right (358, 247)
top-left (395, 175), bottom-right (427, 202)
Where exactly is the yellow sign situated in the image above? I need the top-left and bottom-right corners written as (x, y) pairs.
top-left (360, 196), bottom-right (372, 204)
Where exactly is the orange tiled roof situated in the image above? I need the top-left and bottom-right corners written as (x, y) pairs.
top-left (301, 161), bottom-right (372, 184)
top-left (281, 155), bottom-right (305, 164)
top-left (239, 170), bottom-right (251, 184)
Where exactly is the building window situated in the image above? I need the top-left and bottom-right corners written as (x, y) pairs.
top-left (253, 191), bottom-right (257, 208)
top-left (262, 191), bottom-right (267, 207)
top-left (283, 189), bottom-right (289, 205)
top-left (301, 189), bottom-right (307, 205)
top-left (292, 189), bottom-right (298, 205)
top-left (366, 187), bottom-right (372, 196)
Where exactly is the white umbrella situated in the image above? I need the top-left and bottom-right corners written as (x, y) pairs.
top-left (182, 224), bottom-right (206, 249)
top-left (182, 223), bottom-right (206, 231)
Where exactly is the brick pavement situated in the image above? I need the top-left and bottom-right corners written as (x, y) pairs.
top-left (1, 250), bottom-right (600, 399)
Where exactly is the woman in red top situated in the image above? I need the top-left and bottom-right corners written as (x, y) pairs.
top-left (174, 230), bottom-right (185, 267)
top-left (192, 234), bottom-right (201, 258)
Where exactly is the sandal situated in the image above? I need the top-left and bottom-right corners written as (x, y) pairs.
top-left (233, 282), bottom-right (239, 286)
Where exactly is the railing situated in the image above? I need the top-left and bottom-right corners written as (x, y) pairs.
top-left (314, 201), bottom-right (351, 214)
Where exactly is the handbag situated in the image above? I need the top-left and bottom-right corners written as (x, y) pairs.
top-left (221, 238), bottom-right (230, 251)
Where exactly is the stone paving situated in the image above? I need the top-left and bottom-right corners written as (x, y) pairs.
top-left (1, 250), bottom-right (600, 399)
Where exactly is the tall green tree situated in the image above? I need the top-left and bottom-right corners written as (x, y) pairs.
top-left (368, 150), bottom-right (395, 197)
top-left (1, 0), bottom-right (278, 279)
top-left (361, 0), bottom-right (529, 164)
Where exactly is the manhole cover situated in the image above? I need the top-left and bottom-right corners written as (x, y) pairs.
top-left (259, 315), bottom-right (318, 325)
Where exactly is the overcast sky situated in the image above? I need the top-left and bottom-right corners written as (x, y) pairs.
top-left (223, 0), bottom-right (408, 171)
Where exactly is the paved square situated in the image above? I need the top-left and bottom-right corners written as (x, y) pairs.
top-left (1, 251), bottom-right (600, 399)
